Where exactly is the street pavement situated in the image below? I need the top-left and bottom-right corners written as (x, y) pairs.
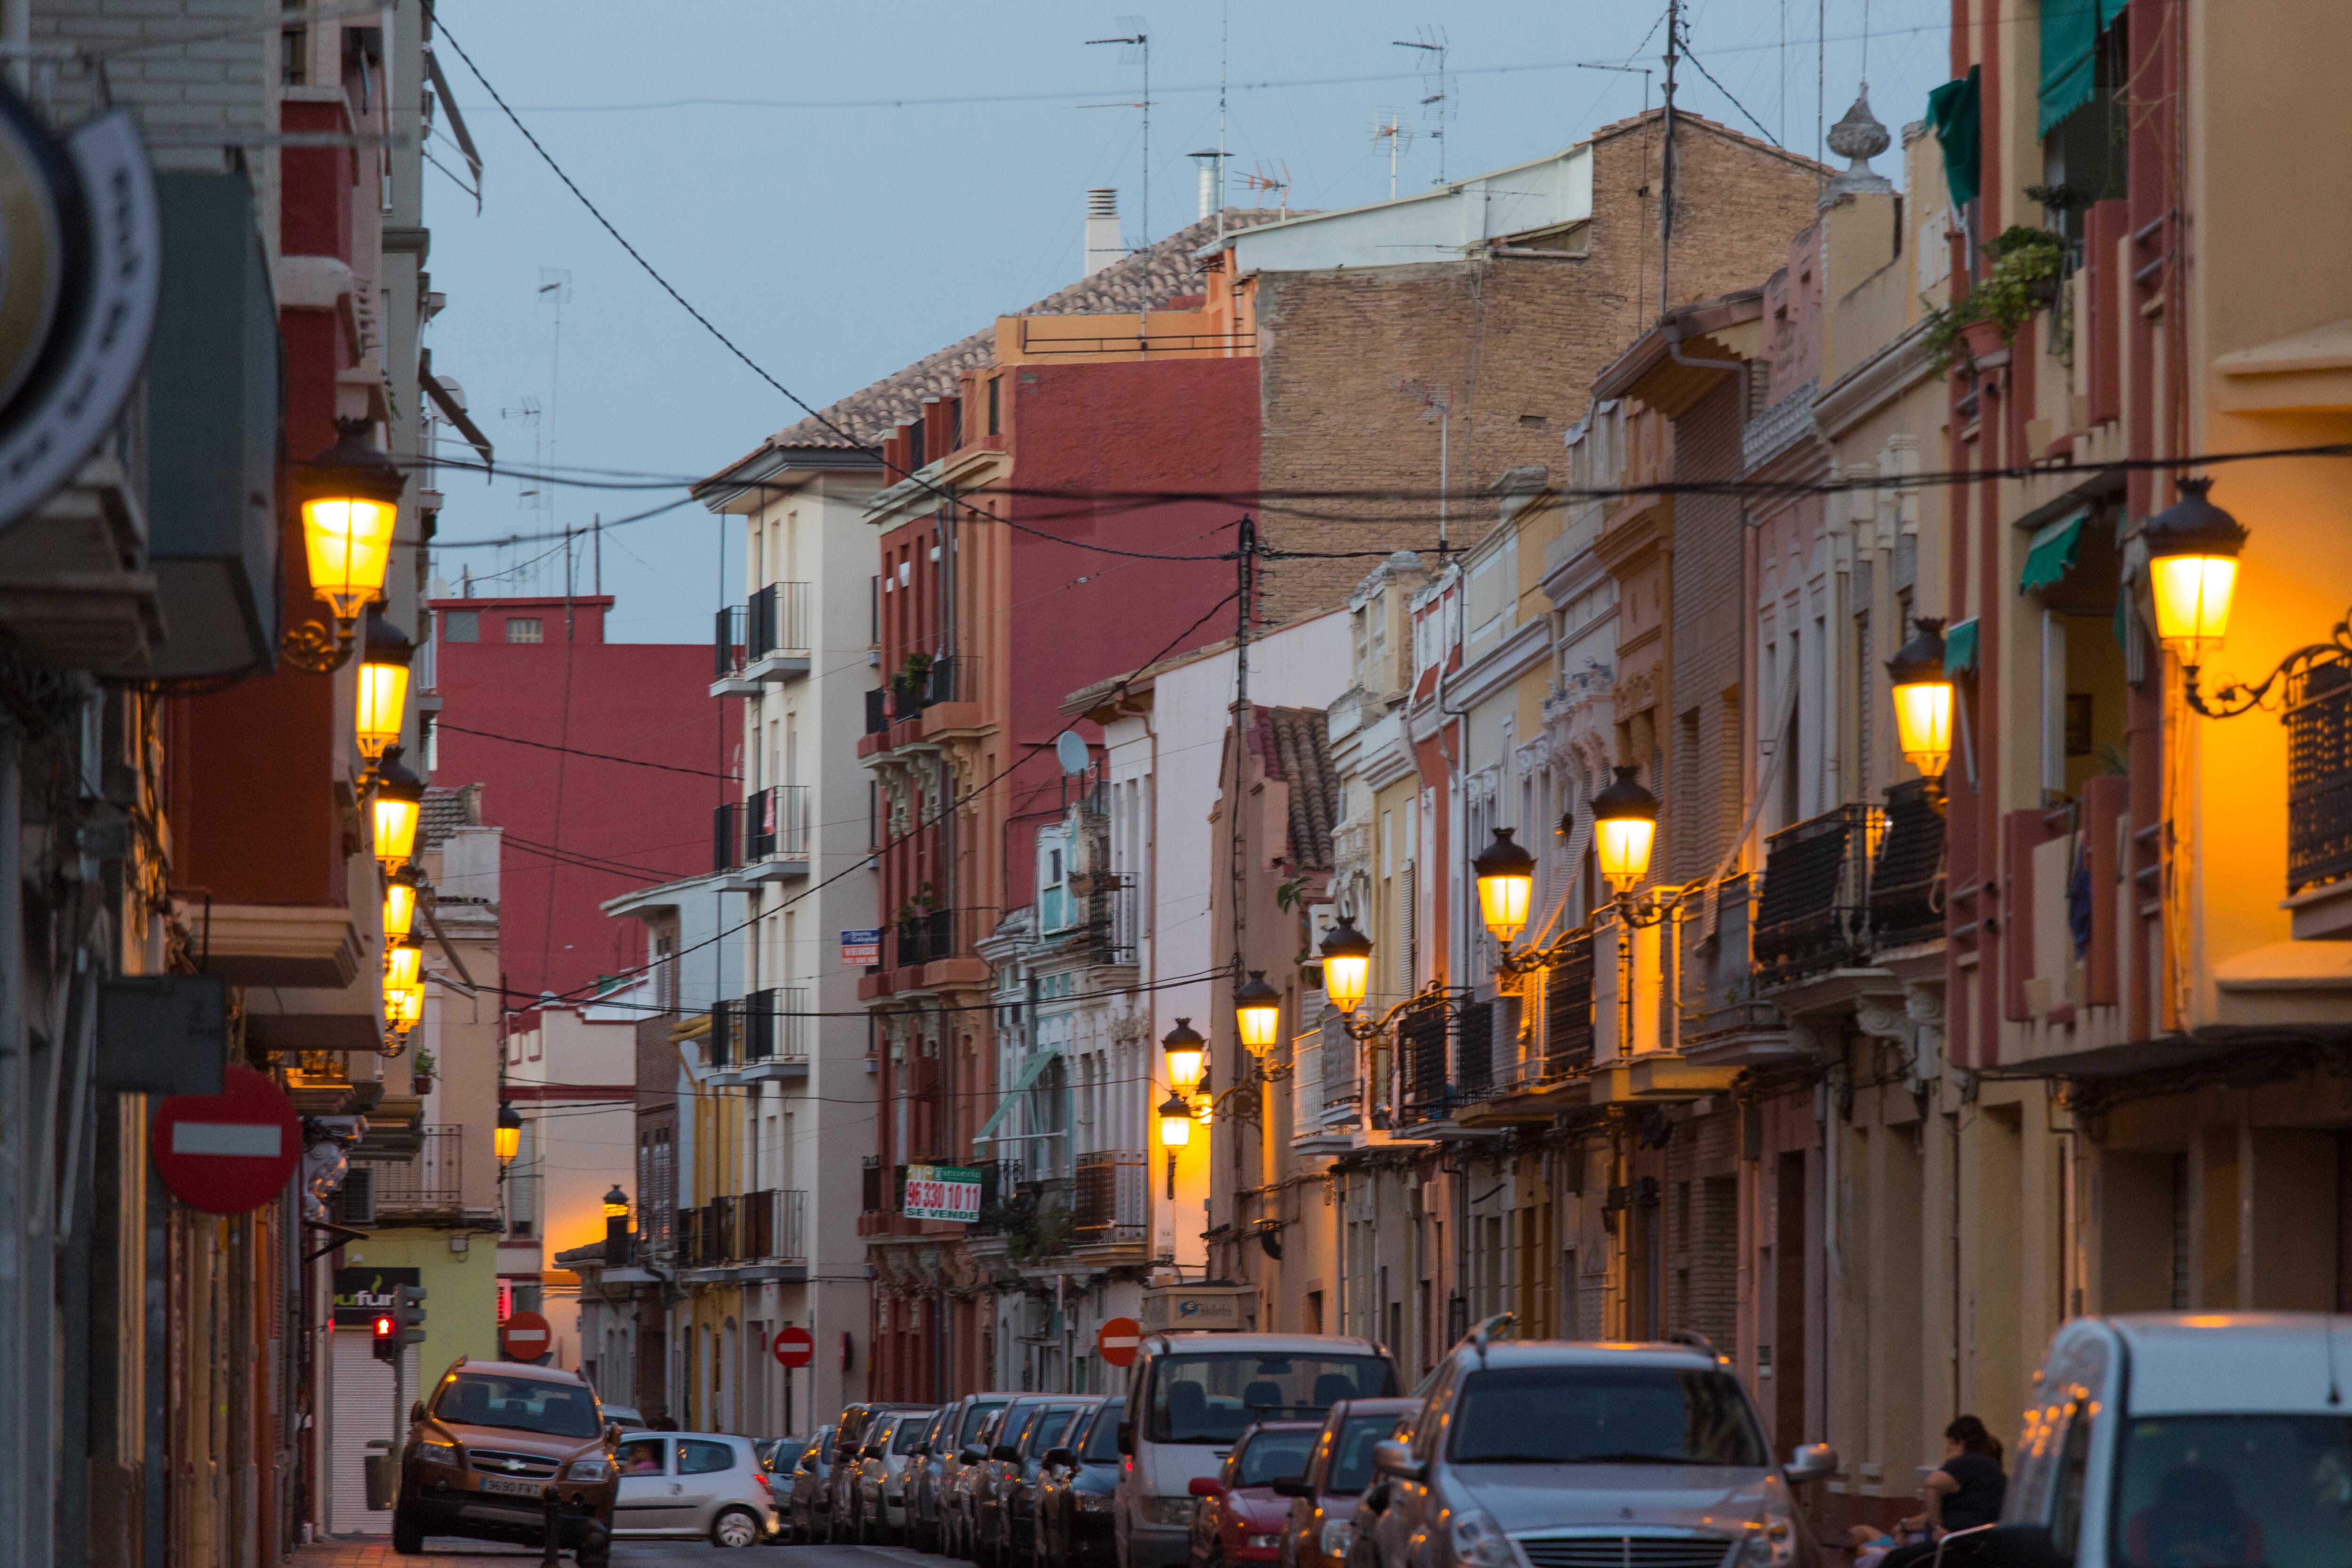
top-left (292, 1536), bottom-right (954, 1567)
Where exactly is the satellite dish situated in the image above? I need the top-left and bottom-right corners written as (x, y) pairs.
top-left (1056, 732), bottom-right (1090, 776)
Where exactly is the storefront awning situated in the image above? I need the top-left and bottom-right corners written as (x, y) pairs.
top-left (1943, 617), bottom-right (1980, 675)
top-left (973, 1048), bottom-right (1058, 1144)
top-left (2039, 0), bottom-right (2129, 136)
top-left (2020, 509), bottom-right (2088, 595)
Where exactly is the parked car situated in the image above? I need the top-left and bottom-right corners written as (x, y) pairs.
top-left (611, 1431), bottom-right (779, 1547)
top-left (981, 1397), bottom-right (1100, 1568)
top-left (1271, 1398), bottom-right (1420, 1568)
top-left (955, 1397), bottom-right (1051, 1562)
top-left (756, 1434), bottom-right (811, 1475)
top-left (1114, 1334), bottom-right (1401, 1568)
top-left (1358, 1335), bottom-right (1836, 1568)
top-left (600, 1405), bottom-right (645, 1429)
top-left (857, 1406), bottom-right (940, 1543)
top-left (390, 1357), bottom-right (619, 1562)
top-left (830, 1401), bottom-right (933, 1541)
top-left (841, 1413), bottom-right (906, 1543)
top-left (1975, 1313), bottom-right (2352, 1567)
top-left (920, 1392), bottom-right (1016, 1555)
top-left (903, 1405), bottom-right (962, 1552)
top-left (1038, 1398), bottom-right (1126, 1568)
top-left (1185, 1421), bottom-right (1322, 1568)
top-left (787, 1424), bottom-right (838, 1544)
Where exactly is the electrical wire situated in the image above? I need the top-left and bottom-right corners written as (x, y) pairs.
top-left (432, 722), bottom-right (735, 780)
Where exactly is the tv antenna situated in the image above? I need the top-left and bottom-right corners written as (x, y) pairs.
top-left (1372, 109), bottom-right (1414, 200)
top-left (1084, 18), bottom-right (1152, 247)
top-left (1395, 379), bottom-right (1454, 554)
top-left (536, 266), bottom-right (571, 591)
top-left (1242, 161), bottom-right (1290, 218)
top-left (1393, 26), bottom-right (1451, 185)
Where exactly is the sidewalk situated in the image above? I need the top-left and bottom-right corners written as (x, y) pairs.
top-left (291, 1540), bottom-right (544, 1566)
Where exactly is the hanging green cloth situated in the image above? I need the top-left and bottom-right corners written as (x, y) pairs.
top-left (2020, 510), bottom-right (2088, 595)
top-left (2039, 0), bottom-right (2130, 137)
top-left (1944, 617), bottom-right (1981, 675)
top-left (1925, 67), bottom-right (1981, 208)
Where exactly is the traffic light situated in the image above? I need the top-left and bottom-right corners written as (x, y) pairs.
top-left (371, 1312), bottom-right (397, 1364)
top-left (394, 1284), bottom-right (428, 1349)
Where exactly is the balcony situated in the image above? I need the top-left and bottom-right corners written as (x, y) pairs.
top-left (710, 987), bottom-right (811, 1082)
top-left (714, 785), bottom-right (811, 884)
top-left (342, 1126), bottom-right (466, 1225)
top-left (1395, 997), bottom-right (1453, 1130)
top-left (858, 654), bottom-right (990, 759)
top-left (710, 582), bottom-right (812, 694)
top-left (1868, 780), bottom-right (1947, 951)
top-left (1754, 803), bottom-right (1883, 987)
top-left (677, 1190), bottom-right (808, 1275)
top-left (1293, 1012), bottom-right (1363, 1154)
top-left (1677, 877), bottom-right (1793, 1066)
top-left (858, 907), bottom-right (990, 999)
top-left (1072, 1151), bottom-right (1147, 1250)
top-left (1545, 930), bottom-right (1597, 1075)
top-left (2286, 659), bottom-right (2352, 936)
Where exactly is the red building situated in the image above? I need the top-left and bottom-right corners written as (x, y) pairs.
top-left (423, 592), bottom-right (735, 1002)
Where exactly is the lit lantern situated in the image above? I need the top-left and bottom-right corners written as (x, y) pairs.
top-left (1885, 620), bottom-right (1955, 777)
top-left (1472, 827), bottom-right (1538, 945)
top-left (373, 746), bottom-right (424, 868)
top-left (384, 938), bottom-right (422, 991)
top-left (356, 612), bottom-right (415, 763)
top-left (386, 979), bottom-right (424, 1029)
top-left (1590, 766), bottom-right (1660, 895)
top-left (298, 421), bottom-right (406, 622)
top-left (495, 1103), bottom-right (522, 1165)
top-left (1157, 1092), bottom-right (1193, 1148)
top-left (1234, 971), bottom-right (1281, 1052)
top-left (1318, 917), bottom-right (1373, 1016)
top-left (2142, 477), bottom-right (2246, 658)
top-left (1161, 1017), bottom-right (1207, 1098)
top-left (383, 865), bottom-right (421, 943)
top-left (603, 1185), bottom-right (630, 1220)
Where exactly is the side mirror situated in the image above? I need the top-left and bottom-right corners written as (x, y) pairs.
top-left (993, 1444), bottom-right (1023, 1464)
top-left (1187, 1476), bottom-right (1224, 1497)
top-left (409, 1401), bottom-right (426, 1426)
top-left (1116, 1421), bottom-right (1135, 1455)
top-left (1370, 1440), bottom-right (1424, 1482)
top-left (605, 1422), bottom-right (622, 1445)
top-left (1270, 1476), bottom-right (1312, 1498)
top-left (1043, 1447), bottom-right (1076, 1470)
top-left (911, 1442), bottom-right (930, 1457)
top-left (961, 1445), bottom-right (986, 1464)
top-left (1784, 1442), bottom-right (1838, 1485)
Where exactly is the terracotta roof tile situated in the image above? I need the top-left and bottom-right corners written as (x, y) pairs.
top-left (1254, 705), bottom-right (1339, 872)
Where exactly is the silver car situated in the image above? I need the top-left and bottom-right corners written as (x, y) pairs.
top-left (612, 1431), bottom-right (781, 1548)
top-left (854, 1406), bottom-right (939, 1543)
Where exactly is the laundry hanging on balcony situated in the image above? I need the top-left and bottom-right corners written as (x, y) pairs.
top-left (2019, 509), bottom-right (2089, 595)
top-left (972, 1047), bottom-right (1060, 1145)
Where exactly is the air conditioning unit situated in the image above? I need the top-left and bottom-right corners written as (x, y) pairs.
top-left (338, 1166), bottom-right (376, 1227)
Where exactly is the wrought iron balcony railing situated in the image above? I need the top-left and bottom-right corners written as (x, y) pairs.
top-left (713, 581), bottom-right (811, 679)
top-left (1073, 1150), bottom-right (1146, 1244)
top-left (1868, 780), bottom-right (1947, 949)
top-left (2289, 658), bottom-right (2352, 895)
top-left (1754, 803), bottom-right (1883, 984)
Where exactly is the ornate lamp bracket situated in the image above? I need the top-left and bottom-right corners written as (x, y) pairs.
top-left (2183, 613), bottom-right (2352, 720)
top-left (280, 616), bottom-right (358, 675)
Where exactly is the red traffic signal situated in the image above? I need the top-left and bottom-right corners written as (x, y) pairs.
top-left (372, 1313), bottom-right (397, 1363)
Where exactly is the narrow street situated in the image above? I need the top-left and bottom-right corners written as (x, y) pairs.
top-left (293, 1542), bottom-right (945, 1567)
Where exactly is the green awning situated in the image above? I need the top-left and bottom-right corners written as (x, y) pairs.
top-left (2020, 510), bottom-right (2088, 595)
top-left (1944, 617), bottom-right (1980, 675)
top-left (973, 1048), bottom-right (1058, 1144)
top-left (2039, 0), bottom-right (2129, 136)
top-left (1924, 67), bottom-right (1981, 208)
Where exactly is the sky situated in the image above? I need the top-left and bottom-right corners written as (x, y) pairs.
top-left (420, 0), bottom-right (1955, 643)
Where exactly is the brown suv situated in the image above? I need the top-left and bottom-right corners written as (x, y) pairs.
top-left (391, 1356), bottom-right (618, 1561)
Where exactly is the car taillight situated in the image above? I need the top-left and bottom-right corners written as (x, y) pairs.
top-left (755, 1472), bottom-right (771, 1495)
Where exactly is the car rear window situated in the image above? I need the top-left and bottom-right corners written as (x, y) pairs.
top-left (1025, 1407), bottom-right (1079, 1457)
top-left (1147, 1353), bottom-right (1396, 1444)
top-left (1232, 1428), bottom-right (1318, 1487)
top-left (1328, 1414), bottom-right (1406, 1493)
top-left (1447, 1365), bottom-right (1768, 1466)
top-left (679, 1439), bottom-right (735, 1476)
top-left (431, 1372), bottom-right (602, 1439)
top-left (1081, 1400), bottom-right (1127, 1463)
top-left (2112, 1414), bottom-right (2352, 1568)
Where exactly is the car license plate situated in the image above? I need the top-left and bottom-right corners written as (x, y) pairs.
top-left (481, 1475), bottom-right (544, 1498)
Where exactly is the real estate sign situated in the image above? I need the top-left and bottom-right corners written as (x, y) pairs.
top-left (902, 1163), bottom-right (982, 1223)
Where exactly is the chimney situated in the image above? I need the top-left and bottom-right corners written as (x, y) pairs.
top-left (1188, 150), bottom-right (1223, 221)
top-left (1084, 189), bottom-right (1123, 276)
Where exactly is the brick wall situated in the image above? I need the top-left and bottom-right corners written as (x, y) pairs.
top-left (1253, 111), bottom-right (1830, 622)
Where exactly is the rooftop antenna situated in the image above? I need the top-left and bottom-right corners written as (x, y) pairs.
top-left (1395, 378), bottom-right (1454, 557)
top-left (1216, 0), bottom-right (1228, 245)
top-left (1372, 109), bottom-right (1414, 200)
top-left (1576, 61), bottom-right (1655, 323)
top-left (1242, 162), bottom-right (1290, 219)
top-left (537, 266), bottom-right (571, 594)
top-left (1085, 19), bottom-right (1152, 247)
top-left (1393, 26), bottom-right (1451, 185)
top-left (1660, 0), bottom-right (1681, 321)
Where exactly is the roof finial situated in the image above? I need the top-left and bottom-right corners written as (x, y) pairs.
top-left (1822, 92), bottom-right (1894, 205)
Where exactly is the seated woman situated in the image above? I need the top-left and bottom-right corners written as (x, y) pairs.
top-left (620, 1438), bottom-right (666, 1476)
top-left (1881, 1417), bottom-right (2008, 1568)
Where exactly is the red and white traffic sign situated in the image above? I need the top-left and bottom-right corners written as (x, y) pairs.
top-left (501, 1310), bottom-right (552, 1362)
top-left (773, 1326), bottom-right (814, 1368)
top-left (1096, 1317), bottom-right (1142, 1369)
top-left (150, 1064), bottom-right (301, 1214)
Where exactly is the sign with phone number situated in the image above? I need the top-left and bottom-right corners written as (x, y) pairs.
top-left (902, 1163), bottom-right (982, 1223)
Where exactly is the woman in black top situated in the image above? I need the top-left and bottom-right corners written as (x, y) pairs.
top-left (1881, 1416), bottom-right (2008, 1568)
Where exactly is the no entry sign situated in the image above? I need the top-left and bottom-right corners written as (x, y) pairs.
top-left (773, 1326), bottom-right (814, 1368)
top-left (501, 1310), bottom-right (552, 1362)
top-left (1096, 1316), bottom-right (1142, 1369)
top-left (150, 1064), bottom-right (301, 1214)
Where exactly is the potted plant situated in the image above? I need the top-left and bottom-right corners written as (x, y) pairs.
top-left (410, 1048), bottom-right (436, 1094)
top-left (1924, 225), bottom-right (2069, 373)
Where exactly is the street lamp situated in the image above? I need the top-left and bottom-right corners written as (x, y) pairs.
top-left (1471, 827), bottom-right (1537, 947)
top-left (281, 419), bottom-right (407, 673)
top-left (1234, 971), bottom-right (1281, 1052)
top-left (385, 979), bottom-right (423, 1032)
top-left (373, 746), bottom-right (424, 868)
top-left (604, 1185), bottom-right (633, 1267)
top-left (1158, 1092), bottom-right (1193, 1147)
top-left (384, 937), bottom-right (422, 991)
top-left (495, 1103), bottom-right (522, 1166)
top-left (1590, 766), bottom-right (1660, 896)
top-left (1317, 917), bottom-right (1373, 1016)
top-left (2143, 477), bottom-right (2245, 661)
top-left (383, 864), bottom-right (421, 943)
top-left (1161, 1017), bottom-right (1207, 1098)
top-left (1885, 619), bottom-right (1955, 778)
top-left (355, 611), bottom-right (415, 770)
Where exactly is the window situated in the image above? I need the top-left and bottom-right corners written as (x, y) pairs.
top-left (443, 610), bottom-right (478, 642)
top-left (1328, 1411), bottom-right (1409, 1493)
top-left (987, 376), bottom-right (1001, 436)
top-left (505, 617), bottom-right (543, 644)
top-left (1230, 1426), bottom-right (1317, 1486)
top-left (2111, 1416), bottom-right (2352, 1568)
top-left (677, 1439), bottom-right (735, 1476)
top-left (431, 1372), bottom-right (603, 1438)
top-left (1081, 1399), bottom-right (1126, 1461)
top-left (1144, 1352), bottom-right (1395, 1443)
top-left (1446, 1364), bottom-right (1768, 1466)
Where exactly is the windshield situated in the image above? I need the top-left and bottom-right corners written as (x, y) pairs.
top-left (966, 1402), bottom-right (1013, 1448)
top-left (2111, 1414), bottom-right (2352, 1568)
top-left (432, 1372), bottom-right (603, 1440)
top-left (893, 1417), bottom-right (931, 1456)
top-left (1448, 1365), bottom-right (1768, 1466)
top-left (1330, 1414), bottom-right (1407, 1493)
top-left (1081, 1401), bottom-right (1127, 1463)
top-left (818, 1428), bottom-right (835, 1465)
top-left (1234, 1429), bottom-right (1319, 1487)
top-left (1025, 1408), bottom-right (1078, 1458)
top-left (1148, 1353), bottom-right (1397, 1444)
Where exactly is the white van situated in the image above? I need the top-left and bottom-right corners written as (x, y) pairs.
top-left (1114, 1333), bottom-right (1399, 1568)
top-left (1978, 1312), bottom-right (2352, 1566)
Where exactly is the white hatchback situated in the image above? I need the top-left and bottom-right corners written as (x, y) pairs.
top-left (612, 1431), bottom-right (780, 1547)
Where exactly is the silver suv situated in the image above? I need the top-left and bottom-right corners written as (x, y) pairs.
top-left (1362, 1332), bottom-right (1836, 1568)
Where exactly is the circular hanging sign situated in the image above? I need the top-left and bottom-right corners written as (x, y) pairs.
top-left (501, 1311), bottom-right (552, 1362)
top-left (1096, 1317), bottom-right (1143, 1369)
top-left (773, 1326), bottom-right (814, 1369)
top-left (150, 1063), bottom-right (301, 1214)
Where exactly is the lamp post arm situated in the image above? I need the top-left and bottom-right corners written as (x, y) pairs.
top-left (2185, 615), bottom-right (2352, 719)
top-left (280, 615), bottom-right (359, 675)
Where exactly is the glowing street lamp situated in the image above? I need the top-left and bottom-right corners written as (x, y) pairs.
top-left (1317, 917), bottom-right (1373, 1016)
top-left (495, 1103), bottom-right (522, 1166)
top-left (1885, 619), bottom-right (1955, 778)
top-left (373, 746), bottom-right (424, 868)
top-left (384, 937), bottom-right (422, 991)
top-left (1161, 1017), bottom-right (1207, 1098)
top-left (2143, 477), bottom-right (2246, 659)
top-left (1158, 1092), bottom-right (1193, 1148)
top-left (383, 865), bottom-right (421, 943)
top-left (282, 419), bottom-right (407, 672)
top-left (355, 612), bottom-right (415, 767)
top-left (1471, 827), bottom-right (1538, 946)
top-left (1590, 766), bottom-right (1660, 895)
top-left (385, 979), bottom-right (423, 1031)
top-left (1234, 971), bottom-right (1281, 1052)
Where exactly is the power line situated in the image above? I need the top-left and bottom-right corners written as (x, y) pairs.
top-left (432, 722), bottom-right (735, 780)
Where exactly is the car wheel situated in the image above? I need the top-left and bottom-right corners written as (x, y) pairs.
top-left (712, 1506), bottom-right (764, 1548)
top-left (390, 1504), bottom-right (424, 1555)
